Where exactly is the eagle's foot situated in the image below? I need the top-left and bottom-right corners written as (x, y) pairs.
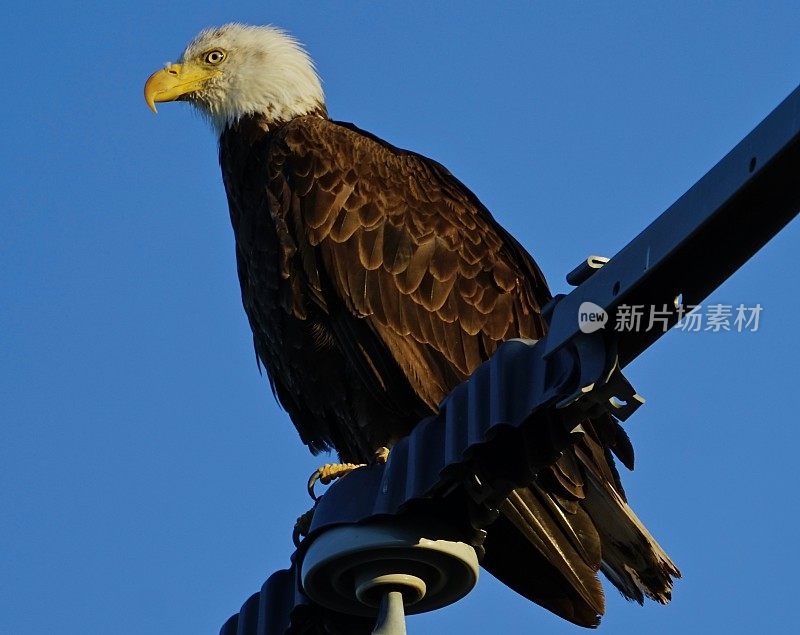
top-left (307, 461), bottom-right (365, 501)
top-left (305, 449), bottom-right (390, 502)
top-left (293, 505), bottom-right (316, 547)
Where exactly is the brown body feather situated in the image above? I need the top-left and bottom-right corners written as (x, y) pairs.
top-left (220, 114), bottom-right (679, 627)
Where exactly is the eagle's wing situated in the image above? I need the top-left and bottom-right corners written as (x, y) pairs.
top-left (262, 116), bottom-right (678, 626)
top-left (271, 117), bottom-right (550, 408)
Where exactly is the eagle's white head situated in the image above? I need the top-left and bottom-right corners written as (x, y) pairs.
top-left (144, 23), bottom-right (325, 132)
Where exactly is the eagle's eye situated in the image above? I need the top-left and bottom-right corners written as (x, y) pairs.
top-left (204, 50), bottom-right (226, 65)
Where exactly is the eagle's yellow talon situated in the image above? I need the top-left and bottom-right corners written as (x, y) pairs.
top-left (307, 461), bottom-right (366, 501)
top-left (293, 506), bottom-right (317, 547)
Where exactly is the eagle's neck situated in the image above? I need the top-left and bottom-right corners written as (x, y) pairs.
top-left (220, 104), bottom-right (328, 137)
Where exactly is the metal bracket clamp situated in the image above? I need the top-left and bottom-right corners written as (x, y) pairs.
top-left (544, 287), bottom-right (645, 425)
top-left (557, 358), bottom-right (645, 422)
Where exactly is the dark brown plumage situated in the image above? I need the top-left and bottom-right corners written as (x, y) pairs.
top-left (220, 113), bottom-right (680, 627)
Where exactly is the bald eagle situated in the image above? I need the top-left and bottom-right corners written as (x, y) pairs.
top-left (145, 24), bottom-right (679, 627)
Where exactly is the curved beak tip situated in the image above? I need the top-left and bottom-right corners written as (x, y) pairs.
top-left (144, 69), bottom-right (164, 114)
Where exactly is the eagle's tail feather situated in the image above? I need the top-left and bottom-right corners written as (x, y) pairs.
top-left (482, 485), bottom-right (605, 628)
top-left (481, 435), bottom-right (679, 627)
top-left (581, 468), bottom-right (681, 603)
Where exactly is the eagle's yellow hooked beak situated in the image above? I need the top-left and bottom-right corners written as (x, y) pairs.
top-left (144, 63), bottom-right (220, 113)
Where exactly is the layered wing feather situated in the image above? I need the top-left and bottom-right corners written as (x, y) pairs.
top-left (269, 118), bottom-right (549, 412)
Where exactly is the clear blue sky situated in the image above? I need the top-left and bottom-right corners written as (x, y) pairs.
top-left (3, 2), bottom-right (799, 633)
